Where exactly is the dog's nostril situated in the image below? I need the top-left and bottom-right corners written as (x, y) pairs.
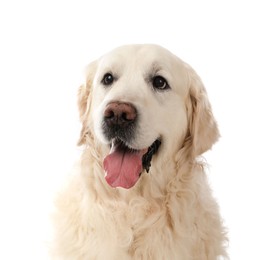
top-left (121, 112), bottom-right (129, 121)
top-left (104, 109), bottom-right (115, 119)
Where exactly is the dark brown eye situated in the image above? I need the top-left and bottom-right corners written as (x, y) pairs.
top-left (102, 73), bottom-right (114, 86)
top-left (152, 76), bottom-right (169, 90)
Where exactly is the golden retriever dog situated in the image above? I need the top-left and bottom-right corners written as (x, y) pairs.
top-left (52, 44), bottom-right (227, 259)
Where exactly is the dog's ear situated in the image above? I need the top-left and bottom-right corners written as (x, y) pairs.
top-left (77, 61), bottom-right (97, 146)
top-left (186, 66), bottom-right (220, 156)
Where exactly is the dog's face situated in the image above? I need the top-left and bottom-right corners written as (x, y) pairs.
top-left (92, 45), bottom-right (188, 154)
top-left (78, 45), bottom-right (219, 189)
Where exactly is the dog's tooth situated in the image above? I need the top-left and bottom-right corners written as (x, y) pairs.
top-left (110, 140), bottom-right (116, 153)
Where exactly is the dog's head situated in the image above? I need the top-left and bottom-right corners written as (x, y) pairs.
top-left (77, 45), bottom-right (219, 189)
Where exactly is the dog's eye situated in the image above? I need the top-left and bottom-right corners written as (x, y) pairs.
top-left (152, 76), bottom-right (170, 90)
top-left (102, 73), bottom-right (114, 86)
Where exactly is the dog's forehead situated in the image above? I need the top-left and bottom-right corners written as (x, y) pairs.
top-left (98, 44), bottom-right (181, 71)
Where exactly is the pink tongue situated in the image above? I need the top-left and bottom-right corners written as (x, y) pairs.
top-left (104, 149), bottom-right (146, 189)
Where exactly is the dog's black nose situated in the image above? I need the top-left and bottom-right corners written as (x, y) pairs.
top-left (104, 102), bottom-right (137, 127)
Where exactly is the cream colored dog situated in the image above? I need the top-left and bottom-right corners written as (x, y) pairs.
top-left (52, 44), bottom-right (227, 259)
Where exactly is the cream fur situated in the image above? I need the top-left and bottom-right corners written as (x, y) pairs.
top-left (52, 44), bottom-right (228, 260)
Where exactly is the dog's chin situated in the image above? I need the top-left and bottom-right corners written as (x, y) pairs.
top-left (103, 138), bottom-right (161, 189)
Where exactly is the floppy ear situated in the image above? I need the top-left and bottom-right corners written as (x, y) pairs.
top-left (186, 66), bottom-right (220, 156)
top-left (77, 61), bottom-right (97, 146)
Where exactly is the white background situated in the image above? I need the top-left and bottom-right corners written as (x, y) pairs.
top-left (0, 0), bottom-right (266, 259)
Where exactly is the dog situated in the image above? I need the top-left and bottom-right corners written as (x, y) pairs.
top-left (52, 44), bottom-right (228, 259)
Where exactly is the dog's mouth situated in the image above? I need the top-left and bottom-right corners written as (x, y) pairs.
top-left (103, 139), bottom-right (161, 189)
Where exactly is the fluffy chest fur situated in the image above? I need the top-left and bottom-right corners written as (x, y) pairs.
top-left (53, 153), bottom-right (226, 260)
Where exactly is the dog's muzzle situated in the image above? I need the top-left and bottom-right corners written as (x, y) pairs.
top-left (102, 101), bottom-right (161, 189)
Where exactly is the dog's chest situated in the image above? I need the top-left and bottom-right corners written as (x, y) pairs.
top-left (85, 199), bottom-right (188, 259)
top-left (94, 200), bottom-right (168, 241)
